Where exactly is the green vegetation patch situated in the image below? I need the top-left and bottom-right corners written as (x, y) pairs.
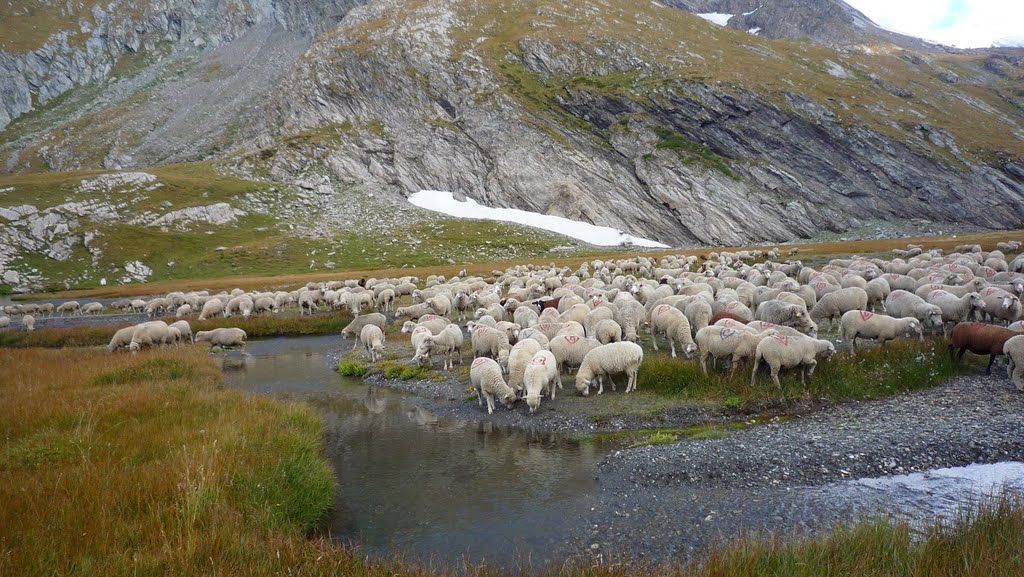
top-left (654, 127), bottom-right (738, 178)
top-left (91, 358), bottom-right (195, 386)
top-left (337, 359), bottom-right (369, 377)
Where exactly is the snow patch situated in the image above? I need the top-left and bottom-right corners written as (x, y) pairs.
top-left (748, 27), bottom-right (761, 35)
top-left (408, 191), bottom-right (669, 248)
top-left (697, 13), bottom-right (733, 26)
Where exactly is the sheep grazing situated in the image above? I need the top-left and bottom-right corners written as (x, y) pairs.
top-left (507, 338), bottom-right (544, 393)
top-left (176, 304), bottom-right (193, 318)
top-left (360, 325), bottom-right (386, 362)
top-left (341, 313), bottom-right (387, 340)
top-left (56, 301), bottom-right (80, 316)
top-left (470, 357), bottom-right (517, 414)
top-left (924, 291), bottom-right (985, 336)
top-left (592, 318), bottom-right (622, 344)
top-left (549, 334), bottom-right (601, 374)
top-left (523, 350), bottom-right (561, 413)
top-left (169, 320), bottom-right (193, 344)
top-left (195, 327), bottom-right (248, 348)
top-left (413, 324), bottom-right (464, 370)
top-left (575, 341), bottom-right (644, 396)
top-left (107, 325), bottom-right (136, 352)
top-left (695, 326), bottom-right (776, 375)
top-left (21, 314), bottom-right (35, 331)
top-left (808, 287), bottom-right (869, 332)
top-left (754, 300), bottom-right (817, 337)
top-left (198, 298), bottom-right (225, 321)
top-left (81, 302), bottom-right (104, 315)
top-left (1003, 335), bottom-right (1024, 391)
top-left (395, 302), bottom-right (436, 320)
top-left (650, 304), bottom-right (698, 358)
top-left (751, 333), bottom-right (835, 388)
top-left (401, 317), bottom-right (449, 336)
top-left (128, 321), bottom-right (172, 352)
top-left (883, 290), bottom-right (944, 331)
top-left (470, 324), bottom-right (512, 360)
top-left (839, 311), bottom-right (921, 354)
top-left (949, 322), bottom-right (1024, 374)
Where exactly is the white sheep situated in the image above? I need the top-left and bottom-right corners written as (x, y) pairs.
top-left (882, 290), bottom-right (944, 330)
top-left (650, 304), bottom-right (698, 358)
top-left (107, 325), bottom-right (136, 352)
top-left (839, 311), bottom-right (921, 354)
top-left (81, 302), bottom-right (104, 315)
top-left (412, 324), bottom-right (464, 370)
top-left (21, 314), bottom-right (35, 331)
top-left (750, 333), bottom-right (835, 388)
top-left (575, 341), bottom-right (644, 396)
top-left (341, 313), bottom-right (387, 342)
top-left (517, 327), bottom-right (551, 348)
top-left (523, 350), bottom-right (561, 413)
top-left (549, 334), bottom-right (601, 374)
top-left (56, 301), bottom-right (80, 316)
top-left (696, 326), bottom-right (776, 375)
top-left (808, 287), bottom-right (869, 332)
top-left (979, 287), bottom-right (1023, 325)
top-left (470, 357), bottom-right (517, 414)
top-left (401, 317), bottom-right (449, 336)
top-left (175, 304), bottom-right (192, 318)
top-left (198, 298), bottom-right (224, 321)
top-left (376, 289), bottom-right (396, 312)
top-left (754, 300), bottom-right (817, 336)
top-left (592, 318), bottom-right (622, 344)
top-left (924, 290), bottom-right (985, 335)
top-left (0, 316), bottom-right (9, 329)
top-left (360, 324), bottom-right (386, 362)
top-left (395, 302), bottom-right (436, 320)
top-left (169, 320), bottom-right (193, 344)
top-left (507, 338), bottom-right (544, 393)
top-left (1003, 335), bottom-right (1024, 391)
top-left (129, 321), bottom-right (172, 352)
top-left (470, 324), bottom-right (512, 360)
top-left (195, 327), bottom-right (247, 348)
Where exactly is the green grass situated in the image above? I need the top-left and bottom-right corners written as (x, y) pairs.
top-left (639, 339), bottom-right (962, 406)
top-left (337, 358), bottom-right (369, 377)
top-left (654, 127), bottom-right (738, 179)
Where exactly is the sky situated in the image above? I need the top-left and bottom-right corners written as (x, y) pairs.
top-left (844, 0), bottom-right (1024, 48)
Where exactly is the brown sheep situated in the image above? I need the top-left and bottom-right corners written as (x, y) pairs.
top-left (949, 322), bottom-right (1024, 374)
top-left (709, 311), bottom-right (749, 326)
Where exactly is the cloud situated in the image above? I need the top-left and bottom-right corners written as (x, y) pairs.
top-left (845, 0), bottom-right (1024, 48)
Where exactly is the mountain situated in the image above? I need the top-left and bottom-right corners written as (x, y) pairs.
top-left (1, 0), bottom-right (1023, 291)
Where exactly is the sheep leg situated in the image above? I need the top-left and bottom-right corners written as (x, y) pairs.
top-left (700, 352), bottom-right (709, 375)
top-left (1007, 358), bottom-right (1014, 381)
top-left (669, 337), bottom-right (677, 358)
top-left (750, 357), bottom-right (760, 387)
top-left (651, 331), bottom-right (659, 351)
top-left (770, 365), bottom-right (781, 389)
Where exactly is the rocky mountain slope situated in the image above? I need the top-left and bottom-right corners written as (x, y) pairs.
top-left (1, 0), bottom-right (1023, 290)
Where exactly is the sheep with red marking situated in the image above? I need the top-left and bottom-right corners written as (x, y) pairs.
top-left (950, 322), bottom-right (1024, 374)
top-left (751, 333), bottom-right (835, 388)
top-left (839, 310), bottom-right (921, 354)
top-left (523, 350), bottom-right (561, 413)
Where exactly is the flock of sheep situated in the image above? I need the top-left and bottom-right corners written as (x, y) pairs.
top-left (5, 239), bottom-right (1024, 414)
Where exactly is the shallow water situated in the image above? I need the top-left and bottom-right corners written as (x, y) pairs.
top-left (224, 336), bottom-right (1024, 566)
top-left (221, 335), bottom-right (605, 567)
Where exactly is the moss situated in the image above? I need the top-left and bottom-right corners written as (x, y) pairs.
top-left (337, 359), bottom-right (369, 377)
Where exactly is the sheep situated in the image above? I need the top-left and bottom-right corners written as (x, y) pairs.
top-left (37, 303), bottom-right (54, 317)
top-left (978, 287), bottom-right (1023, 325)
top-left (754, 300), bottom-right (818, 337)
top-left (650, 304), bottom-right (698, 358)
top-left (0, 316), bottom-right (9, 329)
top-left (81, 302), bottom-right (104, 315)
top-left (426, 294), bottom-right (452, 317)
top-left (195, 327), bottom-right (248, 348)
top-left (252, 296), bottom-right (276, 315)
top-left (401, 317), bottom-right (449, 336)
top-left (56, 301), bottom-right (80, 316)
top-left (882, 290), bottom-right (944, 330)
top-left (341, 313), bottom-right (387, 341)
top-left (507, 338), bottom-right (544, 393)
top-left (808, 287), bottom-right (869, 333)
top-left (549, 334), bottom-right (601, 374)
top-left (169, 320), bottom-right (193, 344)
top-left (22, 314), bottom-right (35, 332)
top-left (198, 298), bottom-right (224, 321)
top-left (470, 324), bottom-right (512, 360)
top-left (1002, 335), bottom-right (1024, 391)
top-left (950, 321), bottom-right (1024, 374)
top-left (298, 290), bottom-right (321, 315)
top-left (592, 318), bottom-right (622, 344)
top-left (107, 325), bottom-right (136, 352)
top-left (395, 302), bottom-right (436, 320)
top-left (376, 289), bottom-right (396, 312)
top-left (145, 298), bottom-right (171, 318)
top-left (360, 324), bottom-right (386, 362)
top-left (129, 321), bottom-right (172, 352)
top-left (696, 326), bottom-right (777, 375)
top-left (175, 304), bottom-right (193, 318)
top-left (924, 291), bottom-right (985, 335)
top-left (470, 357), bottom-right (517, 414)
top-left (412, 324), bottom-right (464, 370)
top-left (684, 300), bottom-right (713, 337)
top-left (751, 333), bottom-right (835, 388)
top-left (517, 327), bottom-right (550, 348)
top-left (839, 311), bottom-right (922, 354)
top-left (574, 341), bottom-right (644, 396)
top-left (745, 320), bottom-right (808, 338)
top-left (523, 350), bottom-right (561, 413)
top-left (864, 277), bottom-right (891, 312)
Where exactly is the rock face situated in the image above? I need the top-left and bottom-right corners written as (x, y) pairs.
top-left (1, 0), bottom-right (1023, 255)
